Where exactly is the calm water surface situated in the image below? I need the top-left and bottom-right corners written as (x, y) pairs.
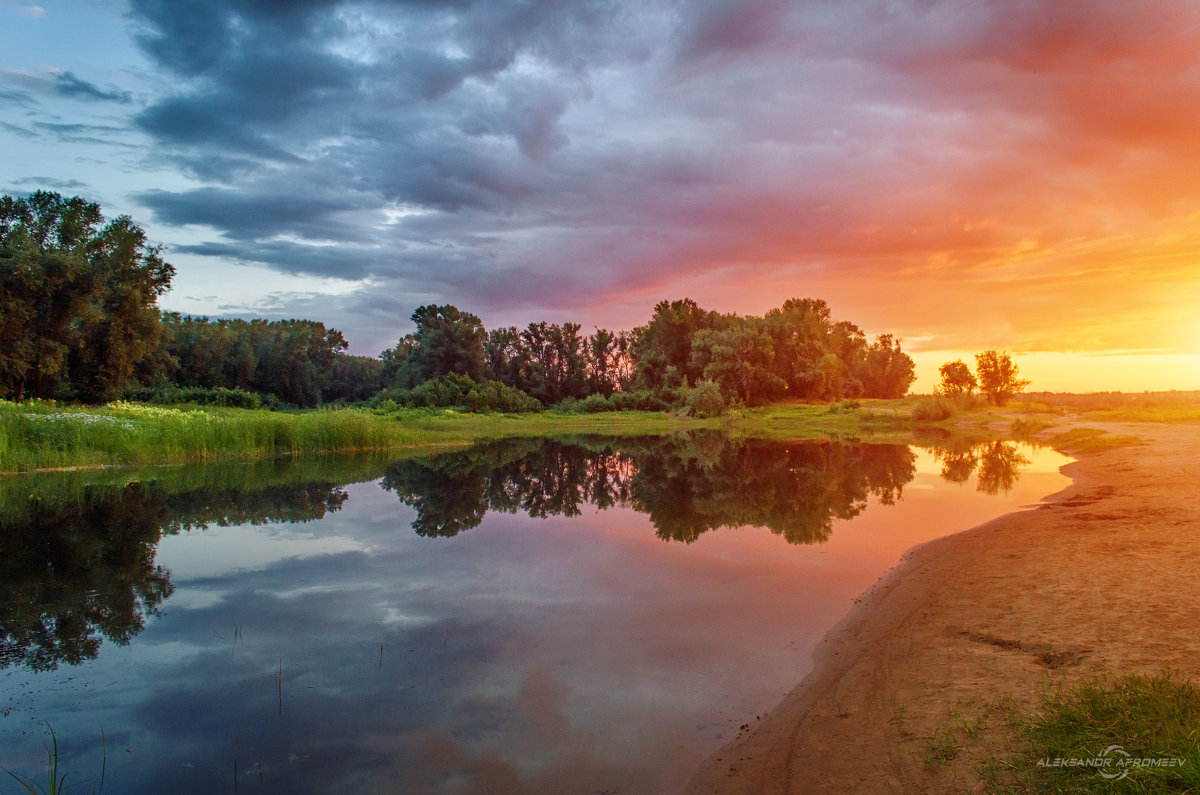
top-left (0, 435), bottom-right (1069, 793)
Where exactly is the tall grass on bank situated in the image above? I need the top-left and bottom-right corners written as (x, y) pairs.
top-left (2, 393), bottom-right (1085, 473)
top-left (0, 401), bottom-right (436, 472)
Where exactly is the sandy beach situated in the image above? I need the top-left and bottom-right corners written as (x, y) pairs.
top-left (686, 421), bottom-right (1200, 793)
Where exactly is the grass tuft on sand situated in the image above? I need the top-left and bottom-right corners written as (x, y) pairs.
top-left (992, 671), bottom-right (1200, 793)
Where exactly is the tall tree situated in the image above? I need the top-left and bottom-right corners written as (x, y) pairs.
top-left (975, 350), bottom-right (1029, 406)
top-left (633, 298), bottom-right (721, 390)
top-left (0, 192), bottom-right (173, 401)
top-left (937, 360), bottom-right (978, 396)
top-left (857, 334), bottom-right (916, 398)
top-left (406, 305), bottom-right (488, 383)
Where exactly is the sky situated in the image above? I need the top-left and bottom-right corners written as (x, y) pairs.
top-left (2, 0), bottom-right (1200, 392)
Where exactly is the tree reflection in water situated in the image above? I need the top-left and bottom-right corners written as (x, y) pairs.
top-left (0, 458), bottom-right (382, 672)
top-left (926, 439), bottom-right (1031, 495)
top-left (0, 438), bottom-right (1036, 673)
top-left (383, 435), bottom-right (920, 544)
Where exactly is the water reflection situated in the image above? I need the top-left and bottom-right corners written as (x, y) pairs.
top-left (0, 457), bottom-right (387, 671)
top-left (383, 435), bottom-right (1032, 544)
top-left (928, 439), bottom-right (1032, 495)
top-left (0, 439), bottom-right (1037, 675)
top-left (0, 436), bottom-right (1063, 794)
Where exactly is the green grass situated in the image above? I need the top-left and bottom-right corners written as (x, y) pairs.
top-left (0, 398), bottom-right (965, 473)
top-left (4, 391), bottom-right (1167, 473)
top-left (924, 726), bottom-right (963, 770)
top-left (993, 672), bottom-right (1200, 793)
top-left (0, 400), bottom-right (459, 472)
top-left (4, 726), bottom-right (69, 795)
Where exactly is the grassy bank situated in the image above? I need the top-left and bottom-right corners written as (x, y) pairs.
top-left (5, 391), bottom-right (1171, 473)
top-left (0, 400), bottom-right (726, 472)
top-left (0, 397), bottom-right (948, 473)
top-left (0, 401), bottom-right (428, 472)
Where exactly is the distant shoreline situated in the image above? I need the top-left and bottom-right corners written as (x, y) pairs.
top-left (685, 420), bottom-right (1200, 792)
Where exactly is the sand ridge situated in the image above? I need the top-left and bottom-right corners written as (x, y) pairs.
top-left (686, 422), bottom-right (1200, 793)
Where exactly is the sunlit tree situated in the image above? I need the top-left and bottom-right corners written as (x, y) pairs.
top-left (975, 350), bottom-right (1030, 406)
top-left (937, 359), bottom-right (978, 396)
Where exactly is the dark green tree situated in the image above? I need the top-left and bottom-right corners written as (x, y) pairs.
top-left (406, 304), bottom-right (488, 383)
top-left (857, 334), bottom-right (917, 398)
top-left (632, 298), bottom-right (722, 390)
top-left (0, 192), bottom-right (173, 401)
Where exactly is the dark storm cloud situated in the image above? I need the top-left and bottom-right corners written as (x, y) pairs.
top-left (137, 187), bottom-right (360, 240)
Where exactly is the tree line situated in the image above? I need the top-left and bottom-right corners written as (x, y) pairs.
top-left (3, 192), bottom-right (925, 409)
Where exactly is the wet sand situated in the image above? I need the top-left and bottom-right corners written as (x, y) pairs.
top-left (686, 422), bottom-right (1200, 793)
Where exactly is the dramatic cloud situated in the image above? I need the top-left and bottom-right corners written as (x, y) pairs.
top-left (5, 0), bottom-right (1200, 383)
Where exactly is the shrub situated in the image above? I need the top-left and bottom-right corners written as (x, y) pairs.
top-left (407, 373), bottom-right (474, 408)
top-left (463, 380), bottom-right (543, 413)
top-left (578, 394), bottom-right (616, 413)
top-left (553, 397), bottom-right (582, 414)
top-left (683, 380), bottom-right (727, 418)
top-left (911, 396), bottom-right (955, 421)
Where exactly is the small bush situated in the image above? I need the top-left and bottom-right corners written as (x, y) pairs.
top-left (683, 380), bottom-right (727, 418)
top-left (553, 397), bottom-right (582, 414)
top-left (578, 394), bottom-right (616, 413)
top-left (630, 390), bottom-right (670, 412)
top-left (463, 380), bottom-right (542, 413)
top-left (912, 396), bottom-right (955, 422)
top-left (408, 373), bottom-right (474, 408)
top-left (827, 399), bottom-right (861, 414)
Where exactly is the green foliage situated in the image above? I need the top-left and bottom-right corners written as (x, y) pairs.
top-left (407, 372), bottom-right (476, 408)
top-left (464, 379), bottom-right (544, 413)
top-left (976, 350), bottom-right (1030, 406)
top-left (631, 297), bottom-right (914, 406)
top-left (406, 304), bottom-right (489, 383)
top-left (158, 313), bottom-right (349, 407)
top-left (0, 192), bottom-right (174, 403)
top-left (125, 384), bottom-right (268, 409)
top-left (577, 393), bottom-right (617, 413)
top-left (683, 380), bottom-right (728, 417)
top-left (372, 376), bottom-right (542, 413)
top-left (690, 321), bottom-right (786, 406)
top-left (858, 333), bottom-right (917, 399)
top-left (1002, 672), bottom-right (1200, 793)
top-left (0, 400), bottom-right (416, 471)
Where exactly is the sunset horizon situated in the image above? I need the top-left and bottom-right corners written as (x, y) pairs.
top-left (5, 1), bottom-right (1200, 393)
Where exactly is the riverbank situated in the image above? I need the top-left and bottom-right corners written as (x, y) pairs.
top-left (685, 420), bottom-right (1200, 792)
top-left (0, 398), bottom-right (947, 473)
